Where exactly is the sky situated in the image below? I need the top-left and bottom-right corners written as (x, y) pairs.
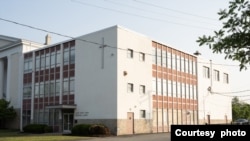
top-left (1, 0), bottom-right (250, 102)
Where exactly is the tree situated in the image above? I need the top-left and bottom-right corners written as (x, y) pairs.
top-left (197, 0), bottom-right (250, 70)
top-left (232, 97), bottom-right (250, 120)
top-left (0, 99), bottom-right (17, 129)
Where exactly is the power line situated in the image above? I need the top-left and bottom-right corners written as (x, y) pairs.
top-left (133, 0), bottom-right (218, 21)
top-left (71, 0), bottom-right (214, 30)
top-left (103, 0), bottom-right (219, 27)
top-left (0, 17), bottom-right (248, 68)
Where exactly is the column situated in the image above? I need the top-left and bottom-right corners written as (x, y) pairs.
top-left (0, 58), bottom-right (4, 99)
top-left (6, 55), bottom-right (11, 101)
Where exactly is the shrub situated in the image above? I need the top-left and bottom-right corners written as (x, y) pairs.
top-left (71, 124), bottom-right (91, 136)
top-left (23, 124), bottom-right (52, 133)
top-left (71, 123), bottom-right (110, 136)
top-left (89, 124), bottom-right (110, 136)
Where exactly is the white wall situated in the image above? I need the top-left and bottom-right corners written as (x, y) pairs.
top-left (197, 57), bottom-right (232, 123)
top-left (74, 26), bottom-right (118, 119)
top-left (116, 26), bottom-right (152, 119)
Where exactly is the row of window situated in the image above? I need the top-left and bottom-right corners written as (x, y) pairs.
top-left (127, 83), bottom-right (146, 94)
top-left (24, 46), bottom-right (75, 73)
top-left (203, 66), bottom-right (229, 83)
top-left (127, 49), bottom-right (145, 61)
top-left (152, 79), bottom-right (197, 99)
top-left (23, 77), bottom-right (75, 99)
top-left (152, 48), bottom-right (196, 75)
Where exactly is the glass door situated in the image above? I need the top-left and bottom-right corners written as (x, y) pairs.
top-left (63, 113), bottom-right (74, 133)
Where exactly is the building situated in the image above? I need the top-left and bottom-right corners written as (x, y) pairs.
top-left (0, 35), bottom-right (44, 129)
top-left (197, 57), bottom-right (232, 124)
top-left (0, 25), bottom-right (232, 135)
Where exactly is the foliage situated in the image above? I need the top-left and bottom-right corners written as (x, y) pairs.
top-left (196, 0), bottom-right (250, 70)
top-left (71, 124), bottom-right (110, 136)
top-left (232, 97), bottom-right (250, 120)
top-left (23, 124), bottom-right (53, 133)
top-left (71, 124), bottom-right (91, 136)
top-left (0, 99), bottom-right (17, 128)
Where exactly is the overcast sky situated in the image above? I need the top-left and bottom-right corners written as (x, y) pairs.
top-left (1, 0), bottom-right (250, 102)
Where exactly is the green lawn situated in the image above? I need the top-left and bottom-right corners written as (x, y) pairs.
top-left (0, 130), bottom-right (91, 141)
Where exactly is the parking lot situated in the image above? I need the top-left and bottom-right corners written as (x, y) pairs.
top-left (83, 133), bottom-right (170, 141)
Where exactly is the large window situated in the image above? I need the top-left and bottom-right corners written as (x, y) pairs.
top-left (63, 78), bottom-right (69, 95)
top-left (140, 110), bottom-right (146, 118)
top-left (127, 49), bottom-right (133, 59)
top-left (214, 69), bottom-right (220, 81)
top-left (63, 47), bottom-right (69, 65)
top-left (24, 58), bottom-right (33, 73)
top-left (23, 84), bottom-right (31, 99)
top-left (223, 73), bottom-right (229, 84)
top-left (127, 83), bottom-right (134, 93)
top-left (70, 46), bottom-right (75, 64)
top-left (139, 85), bottom-right (145, 94)
top-left (139, 52), bottom-right (145, 62)
top-left (203, 66), bottom-right (210, 78)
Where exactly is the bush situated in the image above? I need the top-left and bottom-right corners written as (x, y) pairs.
top-left (23, 124), bottom-right (52, 133)
top-left (71, 124), bottom-right (91, 136)
top-left (89, 124), bottom-right (110, 136)
top-left (71, 124), bottom-right (110, 136)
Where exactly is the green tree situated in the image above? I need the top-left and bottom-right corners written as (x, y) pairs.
top-left (197, 0), bottom-right (250, 70)
top-left (0, 99), bottom-right (17, 129)
top-left (232, 97), bottom-right (250, 120)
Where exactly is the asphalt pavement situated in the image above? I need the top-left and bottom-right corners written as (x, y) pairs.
top-left (81, 133), bottom-right (170, 141)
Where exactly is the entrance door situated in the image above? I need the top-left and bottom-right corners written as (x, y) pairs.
top-left (127, 112), bottom-right (134, 134)
top-left (63, 113), bottom-right (74, 133)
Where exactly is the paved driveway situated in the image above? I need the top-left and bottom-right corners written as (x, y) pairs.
top-left (82, 133), bottom-right (170, 141)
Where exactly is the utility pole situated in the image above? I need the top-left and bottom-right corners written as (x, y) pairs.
top-left (100, 37), bottom-right (107, 69)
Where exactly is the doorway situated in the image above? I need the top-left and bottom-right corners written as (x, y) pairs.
top-left (63, 113), bottom-right (74, 133)
top-left (127, 112), bottom-right (134, 134)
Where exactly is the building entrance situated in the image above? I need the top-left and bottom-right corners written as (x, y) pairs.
top-left (63, 113), bottom-right (74, 133)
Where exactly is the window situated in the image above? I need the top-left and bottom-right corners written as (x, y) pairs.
top-left (55, 80), bottom-right (60, 95)
top-left (63, 47), bottom-right (69, 65)
top-left (203, 66), bottom-right (210, 78)
top-left (45, 53), bottom-right (50, 68)
top-left (70, 46), bottom-right (75, 64)
top-left (35, 55), bottom-right (40, 70)
top-left (50, 80), bottom-right (55, 96)
top-left (23, 84), bottom-right (31, 99)
top-left (35, 83), bottom-right (39, 98)
top-left (140, 85), bottom-right (145, 94)
top-left (127, 49), bottom-right (133, 58)
top-left (139, 52), bottom-right (145, 61)
top-left (70, 77), bottom-right (75, 94)
top-left (214, 69), bottom-right (220, 81)
top-left (50, 51), bottom-right (56, 66)
top-left (140, 110), bottom-right (146, 118)
top-left (223, 73), bottom-right (229, 83)
top-left (63, 78), bottom-right (69, 94)
top-left (39, 82), bottom-right (44, 97)
top-left (41, 54), bottom-right (45, 69)
top-left (56, 51), bottom-right (61, 67)
top-left (24, 58), bottom-right (32, 72)
top-left (44, 81), bottom-right (49, 97)
top-left (127, 83), bottom-right (134, 93)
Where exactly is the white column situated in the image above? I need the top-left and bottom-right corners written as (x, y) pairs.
top-left (6, 55), bottom-right (11, 101)
top-left (0, 58), bottom-right (4, 99)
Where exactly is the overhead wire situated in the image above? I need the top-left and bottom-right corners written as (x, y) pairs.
top-left (103, 0), bottom-right (219, 26)
top-left (0, 17), bottom-right (248, 68)
top-left (133, 0), bottom-right (218, 21)
top-left (70, 0), bottom-right (215, 30)
top-left (1, 17), bottom-right (250, 96)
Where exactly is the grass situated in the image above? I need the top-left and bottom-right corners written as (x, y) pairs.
top-left (0, 130), bottom-right (91, 141)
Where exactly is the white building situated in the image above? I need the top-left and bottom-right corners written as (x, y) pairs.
top-left (197, 57), bottom-right (232, 124)
top-left (0, 25), bottom-right (232, 135)
top-left (0, 35), bottom-right (44, 129)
